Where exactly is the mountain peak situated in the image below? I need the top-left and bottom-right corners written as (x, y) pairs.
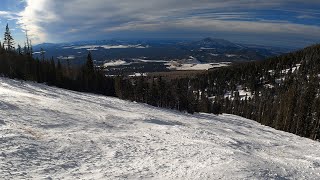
top-left (201, 37), bottom-right (230, 42)
top-left (197, 37), bottom-right (238, 48)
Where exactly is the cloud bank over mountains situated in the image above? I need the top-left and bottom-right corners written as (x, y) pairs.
top-left (0, 0), bottom-right (320, 47)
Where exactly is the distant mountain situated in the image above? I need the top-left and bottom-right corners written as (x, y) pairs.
top-left (188, 37), bottom-right (243, 48)
top-left (33, 38), bottom-right (287, 64)
top-left (178, 37), bottom-right (287, 62)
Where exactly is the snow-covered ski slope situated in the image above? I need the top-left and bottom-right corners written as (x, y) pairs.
top-left (0, 77), bottom-right (320, 180)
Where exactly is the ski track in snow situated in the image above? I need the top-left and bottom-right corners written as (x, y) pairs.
top-left (0, 77), bottom-right (320, 179)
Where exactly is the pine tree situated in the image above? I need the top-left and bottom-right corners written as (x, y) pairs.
top-left (86, 51), bottom-right (94, 75)
top-left (48, 57), bottom-right (56, 84)
top-left (56, 59), bottom-right (63, 86)
top-left (40, 48), bottom-right (45, 61)
top-left (4, 24), bottom-right (14, 51)
top-left (17, 44), bottom-right (22, 55)
top-left (0, 41), bottom-right (3, 54)
top-left (81, 51), bottom-right (96, 91)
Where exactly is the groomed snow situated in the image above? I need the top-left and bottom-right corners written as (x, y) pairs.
top-left (0, 78), bottom-right (320, 179)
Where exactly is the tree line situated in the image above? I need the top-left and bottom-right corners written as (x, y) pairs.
top-left (116, 45), bottom-right (320, 140)
top-left (1, 23), bottom-right (320, 140)
top-left (0, 24), bottom-right (115, 96)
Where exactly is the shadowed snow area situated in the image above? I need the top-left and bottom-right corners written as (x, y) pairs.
top-left (0, 77), bottom-right (320, 179)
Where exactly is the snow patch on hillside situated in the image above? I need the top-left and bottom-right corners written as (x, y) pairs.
top-left (128, 73), bottom-right (148, 77)
top-left (226, 54), bottom-right (237, 58)
top-left (103, 60), bottom-right (129, 67)
top-left (0, 78), bottom-right (320, 179)
top-left (101, 44), bottom-right (148, 49)
top-left (165, 57), bottom-right (230, 71)
top-left (166, 62), bottom-right (225, 71)
top-left (57, 55), bottom-right (76, 60)
top-left (223, 86), bottom-right (253, 100)
top-left (67, 44), bottom-right (149, 50)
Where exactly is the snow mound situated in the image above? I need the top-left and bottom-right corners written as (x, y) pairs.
top-left (0, 77), bottom-right (320, 179)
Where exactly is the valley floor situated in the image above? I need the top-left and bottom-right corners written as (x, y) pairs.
top-left (0, 77), bottom-right (320, 179)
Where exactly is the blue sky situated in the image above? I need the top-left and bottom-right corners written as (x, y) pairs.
top-left (0, 0), bottom-right (319, 48)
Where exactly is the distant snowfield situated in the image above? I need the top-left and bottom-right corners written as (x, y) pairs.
top-left (102, 56), bottom-right (231, 71)
top-left (165, 61), bottom-right (230, 71)
top-left (1, 78), bottom-right (320, 180)
top-left (63, 44), bottom-right (148, 51)
top-left (103, 60), bottom-right (130, 67)
top-left (165, 56), bottom-right (230, 71)
top-left (57, 55), bottom-right (76, 60)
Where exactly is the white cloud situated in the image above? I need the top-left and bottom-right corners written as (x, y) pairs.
top-left (297, 15), bottom-right (317, 19)
top-left (0, 11), bottom-right (11, 16)
top-left (17, 0), bottom-right (58, 43)
top-left (16, 0), bottom-right (320, 45)
top-left (103, 17), bottom-right (320, 38)
top-left (0, 11), bottom-right (18, 20)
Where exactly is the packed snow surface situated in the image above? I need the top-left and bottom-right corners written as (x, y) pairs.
top-left (1, 77), bottom-right (320, 179)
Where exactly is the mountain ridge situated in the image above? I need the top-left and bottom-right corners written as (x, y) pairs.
top-left (33, 38), bottom-right (287, 63)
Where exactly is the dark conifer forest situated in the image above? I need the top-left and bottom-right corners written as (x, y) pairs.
top-left (1, 24), bottom-right (320, 140)
top-left (0, 24), bottom-right (115, 97)
top-left (115, 45), bottom-right (320, 140)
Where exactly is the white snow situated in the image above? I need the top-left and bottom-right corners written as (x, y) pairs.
top-left (62, 46), bottom-right (73, 49)
top-left (264, 84), bottom-right (275, 89)
top-left (103, 60), bottom-right (129, 67)
top-left (226, 54), bottom-right (237, 58)
top-left (72, 45), bottom-right (99, 51)
top-left (70, 44), bottom-right (148, 50)
top-left (133, 59), bottom-right (168, 63)
top-left (224, 86), bottom-right (253, 100)
top-left (268, 70), bottom-right (275, 76)
top-left (238, 89), bottom-right (253, 100)
top-left (164, 56), bottom-right (230, 71)
top-left (57, 55), bottom-right (76, 60)
top-left (128, 73), bottom-right (148, 77)
top-left (0, 77), bottom-right (320, 179)
top-left (276, 77), bottom-right (286, 84)
top-left (200, 47), bottom-right (215, 50)
top-left (269, 64), bottom-right (301, 76)
top-left (209, 53), bottom-right (219, 56)
top-left (281, 65), bottom-right (300, 74)
top-left (101, 45), bottom-right (147, 49)
top-left (166, 63), bottom-right (213, 71)
top-left (165, 61), bottom-right (230, 71)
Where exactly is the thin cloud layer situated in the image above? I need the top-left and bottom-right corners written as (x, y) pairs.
top-left (8, 0), bottom-right (320, 47)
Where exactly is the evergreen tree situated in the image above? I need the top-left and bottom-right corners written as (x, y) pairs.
top-left (17, 44), bottom-right (22, 55)
top-left (86, 51), bottom-right (94, 75)
top-left (40, 48), bottom-right (45, 61)
top-left (4, 24), bottom-right (14, 51)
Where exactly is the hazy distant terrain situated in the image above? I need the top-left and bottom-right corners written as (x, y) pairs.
top-left (33, 38), bottom-right (288, 75)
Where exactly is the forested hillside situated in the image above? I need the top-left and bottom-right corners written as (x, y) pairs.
top-left (0, 25), bottom-right (115, 97)
top-left (2, 77), bottom-right (320, 179)
top-left (1, 23), bottom-right (320, 140)
top-left (116, 44), bottom-right (320, 140)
